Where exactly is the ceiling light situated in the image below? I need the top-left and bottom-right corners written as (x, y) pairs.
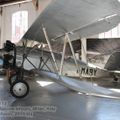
top-left (118, 0), bottom-right (120, 2)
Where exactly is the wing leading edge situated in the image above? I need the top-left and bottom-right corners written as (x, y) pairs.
top-left (22, 0), bottom-right (120, 43)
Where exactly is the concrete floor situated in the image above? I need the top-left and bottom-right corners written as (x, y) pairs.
top-left (0, 73), bottom-right (120, 120)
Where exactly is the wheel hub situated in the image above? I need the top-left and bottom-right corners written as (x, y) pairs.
top-left (13, 82), bottom-right (27, 96)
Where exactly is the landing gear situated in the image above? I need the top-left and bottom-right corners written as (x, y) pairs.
top-left (9, 70), bottom-right (29, 98)
top-left (9, 73), bottom-right (30, 98)
top-left (3, 41), bottom-right (30, 98)
top-left (10, 80), bottom-right (29, 98)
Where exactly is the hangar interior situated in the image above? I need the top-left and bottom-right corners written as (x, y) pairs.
top-left (0, 0), bottom-right (120, 120)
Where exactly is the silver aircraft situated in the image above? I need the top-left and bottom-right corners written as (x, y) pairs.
top-left (3, 0), bottom-right (120, 98)
top-left (19, 49), bottom-right (120, 81)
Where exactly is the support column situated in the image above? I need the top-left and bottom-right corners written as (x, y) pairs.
top-left (0, 7), bottom-right (5, 48)
top-left (81, 38), bottom-right (87, 63)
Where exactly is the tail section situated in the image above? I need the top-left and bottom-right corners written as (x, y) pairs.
top-left (104, 51), bottom-right (120, 70)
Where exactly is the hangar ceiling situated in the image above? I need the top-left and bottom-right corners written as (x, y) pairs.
top-left (0, 0), bottom-right (28, 5)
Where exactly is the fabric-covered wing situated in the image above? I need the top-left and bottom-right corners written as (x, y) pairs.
top-left (22, 0), bottom-right (120, 43)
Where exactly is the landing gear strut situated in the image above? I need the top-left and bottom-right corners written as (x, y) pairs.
top-left (3, 40), bottom-right (30, 98)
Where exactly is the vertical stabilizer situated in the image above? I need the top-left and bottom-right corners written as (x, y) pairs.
top-left (104, 51), bottom-right (120, 70)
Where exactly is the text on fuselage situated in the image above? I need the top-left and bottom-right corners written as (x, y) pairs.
top-left (80, 67), bottom-right (97, 76)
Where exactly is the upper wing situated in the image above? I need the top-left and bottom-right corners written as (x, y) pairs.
top-left (22, 0), bottom-right (120, 43)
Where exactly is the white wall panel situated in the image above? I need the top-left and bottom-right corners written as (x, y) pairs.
top-left (0, 0), bottom-right (51, 48)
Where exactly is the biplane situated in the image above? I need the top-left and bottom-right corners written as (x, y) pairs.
top-left (2, 0), bottom-right (120, 98)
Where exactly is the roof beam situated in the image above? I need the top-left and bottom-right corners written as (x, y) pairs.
top-left (0, 0), bottom-right (32, 7)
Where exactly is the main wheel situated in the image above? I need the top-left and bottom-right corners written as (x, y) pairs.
top-left (10, 80), bottom-right (29, 98)
top-left (9, 74), bottom-right (17, 85)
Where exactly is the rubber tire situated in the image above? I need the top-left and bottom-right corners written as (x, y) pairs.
top-left (10, 80), bottom-right (29, 98)
top-left (9, 74), bottom-right (17, 85)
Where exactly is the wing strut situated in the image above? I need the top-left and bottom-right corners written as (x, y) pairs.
top-left (66, 33), bottom-right (81, 78)
top-left (42, 26), bottom-right (59, 73)
top-left (59, 33), bottom-right (81, 77)
top-left (59, 36), bottom-right (67, 75)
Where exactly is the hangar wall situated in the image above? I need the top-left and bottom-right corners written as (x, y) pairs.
top-left (0, 0), bottom-right (51, 48)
